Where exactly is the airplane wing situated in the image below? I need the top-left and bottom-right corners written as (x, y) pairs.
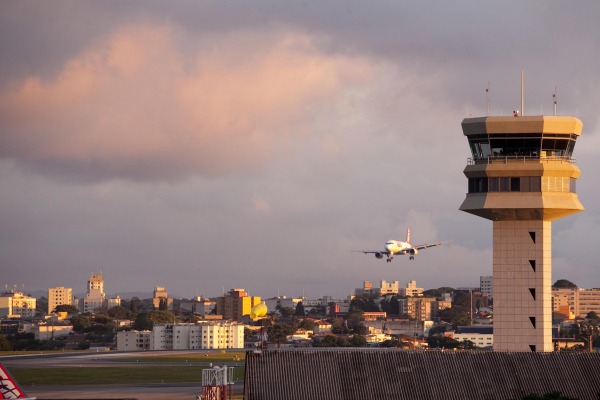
top-left (413, 241), bottom-right (446, 250)
top-left (351, 250), bottom-right (390, 255)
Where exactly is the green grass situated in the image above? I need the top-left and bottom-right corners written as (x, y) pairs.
top-left (10, 366), bottom-right (245, 386)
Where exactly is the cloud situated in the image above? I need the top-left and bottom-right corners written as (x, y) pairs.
top-left (0, 22), bottom-right (374, 182)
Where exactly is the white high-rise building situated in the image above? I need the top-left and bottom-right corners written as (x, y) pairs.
top-left (80, 273), bottom-right (121, 312)
top-left (479, 276), bottom-right (493, 297)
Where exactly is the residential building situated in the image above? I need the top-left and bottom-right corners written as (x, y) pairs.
top-left (263, 296), bottom-right (303, 314)
top-left (81, 273), bottom-right (121, 312)
top-left (452, 325), bottom-right (493, 348)
top-left (47, 286), bottom-right (73, 314)
top-left (364, 319), bottom-right (434, 338)
top-left (147, 322), bottom-right (244, 351)
top-left (378, 280), bottom-right (399, 295)
top-left (313, 320), bottom-right (332, 334)
top-left (552, 287), bottom-right (600, 318)
top-left (480, 276), bottom-right (493, 297)
top-left (399, 280), bottom-right (424, 297)
top-left (179, 297), bottom-right (216, 315)
top-left (0, 291), bottom-right (36, 318)
top-left (216, 288), bottom-right (261, 321)
top-left (83, 273), bottom-right (106, 313)
top-left (398, 297), bottom-right (436, 321)
top-left (355, 280), bottom-right (399, 296)
top-left (117, 330), bottom-right (151, 351)
top-left (32, 324), bottom-right (73, 341)
top-left (152, 286), bottom-right (174, 311)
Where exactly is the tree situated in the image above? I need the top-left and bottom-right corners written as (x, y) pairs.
top-left (553, 279), bottom-right (577, 289)
top-left (268, 323), bottom-right (294, 347)
top-left (133, 311), bottom-right (176, 331)
top-left (107, 305), bottom-right (130, 320)
top-left (70, 313), bottom-right (93, 333)
top-left (299, 319), bottom-right (315, 331)
top-left (129, 297), bottom-right (141, 313)
top-left (427, 335), bottom-right (460, 349)
top-left (295, 302), bottom-right (305, 316)
top-left (331, 318), bottom-right (350, 334)
top-left (159, 298), bottom-right (168, 311)
top-left (54, 304), bottom-right (80, 314)
top-left (350, 294), bottom-right (380, 312)
top-left (585, 311), bottom-right (598, 320)
top-left (349, 334), bottom-right (368, 347)
top-left (0, 335), bottom-right (13, 351)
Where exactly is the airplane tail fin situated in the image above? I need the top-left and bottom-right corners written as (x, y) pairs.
top-left (0, 363), bottom-right (35, 399)
top-left (406, 227), bottom-right (411, 244)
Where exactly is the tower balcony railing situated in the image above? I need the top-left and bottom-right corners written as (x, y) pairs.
top-left (467, 155), bottom-right (576, 165)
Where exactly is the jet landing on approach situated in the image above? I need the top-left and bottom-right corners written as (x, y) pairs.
top-left (0, 364), bottom-right (35, 399)
top-left (354, 228), bottom-right (444, 262)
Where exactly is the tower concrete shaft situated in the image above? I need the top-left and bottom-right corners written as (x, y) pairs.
top-left (460, 116), bottom-right (583, 352)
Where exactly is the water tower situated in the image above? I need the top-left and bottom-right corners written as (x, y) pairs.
top-left (460, 115), bottom-right (583, 351)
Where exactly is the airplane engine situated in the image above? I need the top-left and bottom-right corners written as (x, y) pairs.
top-left (375, 253), bottom-right (384, 259)
top-left (409, 248), bottom-right (419, 256)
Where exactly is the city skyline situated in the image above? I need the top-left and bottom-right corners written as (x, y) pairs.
top-left (1, 2), bottom-right (599, 299)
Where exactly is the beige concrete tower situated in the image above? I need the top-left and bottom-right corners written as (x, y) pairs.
top-left (460, 116), bottom-right (583, 352)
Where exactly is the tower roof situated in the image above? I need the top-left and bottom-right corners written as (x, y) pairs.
top-left (462, 116), bottom-right (582, 136)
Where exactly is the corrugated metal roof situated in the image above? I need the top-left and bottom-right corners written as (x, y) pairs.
top-left (244, 349), bottom-right (600, 400)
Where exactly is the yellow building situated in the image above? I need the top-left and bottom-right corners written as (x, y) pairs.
top-left (216, 288), bottom-right (261, 321)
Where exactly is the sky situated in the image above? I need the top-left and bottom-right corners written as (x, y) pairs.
top-left (1, 1), bottom-right (599, 300)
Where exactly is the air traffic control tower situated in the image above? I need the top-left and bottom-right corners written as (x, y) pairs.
top-left (460, 115), bottom-right (584, 352)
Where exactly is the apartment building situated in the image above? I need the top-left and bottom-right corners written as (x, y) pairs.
top-left (398, 297), bottom-right (436, 321)
top-left (399, 280), bottom-right (424, 297)
top-left (128, 321), bottom-right (244, 351)
top-left (0, 291), bottom-right (37, 318)
top-left (480, 276), bottom-right (493, 297)
top-left (216, 288), bottom-right (261, 321)
top-left (117, 330), bottom-right (151, 351)
top-left (553, 287), bottom-right (600, 318)
top-left (152, 286), bottom-right (174, 311)
top-left (48, 287), bottom-right (73, 314)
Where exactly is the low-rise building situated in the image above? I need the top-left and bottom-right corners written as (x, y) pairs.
top-left (452, 325), bottom-right (493, 349)
top-left (33, 324), bottom-right (73, 340)
top-left (117, 330), bottom-right (151, 351)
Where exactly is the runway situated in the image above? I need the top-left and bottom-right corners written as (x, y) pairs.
top-left (1, 351), bottom-right (243, 400)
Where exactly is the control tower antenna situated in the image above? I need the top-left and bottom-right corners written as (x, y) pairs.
top-left (485, 81), bottom-right (491, 116)
top-left (521, 67), bottom-right (525, 116)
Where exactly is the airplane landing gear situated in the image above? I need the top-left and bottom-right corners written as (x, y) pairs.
top-left (409, 256), bottom-right (415, 260)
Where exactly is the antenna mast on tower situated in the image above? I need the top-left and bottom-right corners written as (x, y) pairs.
top-left (521, 68), bottom-right (525, 116)
top-left (486, 81), bottom-right (491, 116)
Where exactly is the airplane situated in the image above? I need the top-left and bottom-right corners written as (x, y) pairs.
top-left (353, 227), bottom-right (444, 262)
top-left (0, 364), bottom-right (36, 399)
